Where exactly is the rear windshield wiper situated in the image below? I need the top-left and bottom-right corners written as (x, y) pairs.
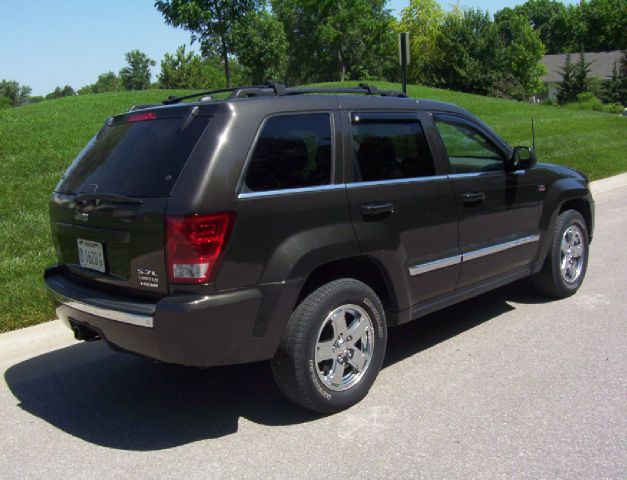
top-left (72, 193), bottom-right (143, 206)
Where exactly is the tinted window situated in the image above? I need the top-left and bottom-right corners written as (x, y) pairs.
top-left (434, 116), bottom-right (504, 174)
top-left (56, 114), bottom-right (211, 197)
top-left (351, 117), bottom-right (435, 181)
top-left (245, 113), bottom-right (332, 192)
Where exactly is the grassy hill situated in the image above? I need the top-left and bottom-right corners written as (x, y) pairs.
top-left (0, 83), bottom-right (625, 333)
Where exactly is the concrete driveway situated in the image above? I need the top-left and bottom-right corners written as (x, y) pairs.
top-left (1, 176), bottom-right (626, 479)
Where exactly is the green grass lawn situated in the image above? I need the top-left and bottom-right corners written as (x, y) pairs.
top-left (0, 83), bottom-right (625, 333)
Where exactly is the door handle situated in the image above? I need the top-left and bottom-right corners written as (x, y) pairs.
top-left (462, 192), bottom-right (485, 204)
top-left (362, 202), bottom-right (395, 218)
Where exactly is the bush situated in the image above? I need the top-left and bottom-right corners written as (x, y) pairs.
top-left (606, 102), bottom-right (624, 114)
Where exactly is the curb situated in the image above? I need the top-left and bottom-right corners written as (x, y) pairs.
top-left (0, 320), bottom-right (77, 366)
top-left (590, 172), bottom-right (627, 195)
top-left (1, 172), bottom-right (626, 361)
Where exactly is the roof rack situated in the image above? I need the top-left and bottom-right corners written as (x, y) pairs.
top-left (162, 82), bottom-right (407, 104)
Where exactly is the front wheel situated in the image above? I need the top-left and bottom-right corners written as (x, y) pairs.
top-left (533, 209), bottom-right (589, 298)
top-left (271, 279), bottom-right (387, 413)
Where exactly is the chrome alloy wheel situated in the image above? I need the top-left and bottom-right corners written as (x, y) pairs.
top-left (560, 225), bottom-right (585, 283)
top-left (314, 304), bottom-right (375, 392)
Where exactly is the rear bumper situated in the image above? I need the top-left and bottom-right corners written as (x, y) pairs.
top-left (44, 266), bottom-right (291, 367)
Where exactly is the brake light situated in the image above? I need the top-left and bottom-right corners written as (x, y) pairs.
top-left (165, 213), bottom-right (235, 284)
top-left (127, 111), bottom-right (157, 123)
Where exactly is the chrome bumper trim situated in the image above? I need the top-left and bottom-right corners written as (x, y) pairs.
top-left (48, 287), bottom-right (154, 328)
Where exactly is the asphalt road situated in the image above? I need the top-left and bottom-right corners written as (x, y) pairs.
top-left (1, 179), bottom-right (626, 479)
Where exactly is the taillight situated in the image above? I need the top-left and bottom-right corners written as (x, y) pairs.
top-left (165, 213), bottom-right (235, 284)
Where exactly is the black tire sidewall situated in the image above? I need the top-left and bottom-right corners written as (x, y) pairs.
top-left (296, 280), bottom-right (387, 413)
top-left (550, 210), bottom-right (589, 296)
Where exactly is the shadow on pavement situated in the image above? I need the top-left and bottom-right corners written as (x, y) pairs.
top-left (4, 280), bottom-right (545, 451)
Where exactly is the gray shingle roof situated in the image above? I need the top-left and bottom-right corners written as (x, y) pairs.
top-left (541, 50), bottom-right (624, 83)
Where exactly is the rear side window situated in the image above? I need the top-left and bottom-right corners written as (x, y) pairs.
top-left (351, 114), bottom-right (435, 182)
top-left (56, 113), bottom-right (211, 197)
top-left (245, 113), bottom-right (332, 192)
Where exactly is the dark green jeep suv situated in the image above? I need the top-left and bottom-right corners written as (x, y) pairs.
top-left (44, 84), bottom-right (594, 413)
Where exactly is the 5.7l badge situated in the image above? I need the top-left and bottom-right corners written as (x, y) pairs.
top-left (137, 268), bottom-right (159, 288)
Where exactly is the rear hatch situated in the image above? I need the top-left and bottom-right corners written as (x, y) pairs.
top-left (50, 106), bottom-right (212, 295)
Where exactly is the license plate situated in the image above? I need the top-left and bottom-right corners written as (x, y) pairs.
top-left (77, 239), bottom-right (106, 273)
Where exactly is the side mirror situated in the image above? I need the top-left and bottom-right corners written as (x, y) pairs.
top-left (509, 146), bottom-right (537, 171)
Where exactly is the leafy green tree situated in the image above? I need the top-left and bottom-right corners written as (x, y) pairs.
top-left (46, 85), bottom-right (75, 99)
top-left (119, 50), bottom-right (156, 90)
top-left (502, 0), bottom-right (626, 53)
top-left (495, 9), bottom-right (546, 99)
top-left (579, 0), bottom-right (627, 51)
top-left (429, 9), bottom-right (504, 96)
top-left (27, 96), bottom-right (45, 104)
top-left (155, 0), bottom-right (262, 87)
top-left (78, 71), bottom-right (121, 94)
top-left (232, 10), bottom-right (288, 84)
top-left (0, 79), bottom-right (32, 107)
top-left (397, 0), bottom-right (444, 85)
top-left (501, 0), bottom-right (574, 54)
top-left (159, 45), bottom-right (224, 88)
top-left (0, 96), bottom-right (11, 109)
top-left (557, 53), bottom-right (577, 104)
top-left (273, 0), bottom-right (397, 84)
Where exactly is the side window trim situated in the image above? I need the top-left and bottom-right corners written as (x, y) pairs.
top-left (237, 110), bottom-right (336, 195)
top-left (348, 110), bottom-right (438, 184)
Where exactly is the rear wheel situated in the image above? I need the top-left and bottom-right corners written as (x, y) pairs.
top-left (533, 209), bottom-right (589, 298)
top-left (271, 279), bottom-right (387, 413)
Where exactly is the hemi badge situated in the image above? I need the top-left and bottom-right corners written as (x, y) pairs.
top-left (538, 184), bottom-right (546, 192)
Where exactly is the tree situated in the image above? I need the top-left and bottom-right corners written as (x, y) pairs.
top-left (429, 9), bottom-right (504, 96)
top-left (557, 53), bottom-right (577, 104)
top-left (46, 85), bottom-right (75, 99)
top-left (495, 9), bottom-right (546, 99)
top-left (579, 0), bottom-right (627, 51)
top-left (273, 0), bottom-right (397, 84)
top-left (397, 0), bottom-right (444, 85)
top-left (0, 79), bottom-right (32, 107)
top-left (232, 10), bottom-right (288, 84)
top-left (119, 50), bottom-right (156, 90)
top-left (573, 50), bottom-right (592, 95)
top-left (79, 71), bottom-right (121, 94)
top-left (602, 59), bottom-right (624, 104)
top-left (0, 96), bottom-right (11, 110)
top-left (155, 0), bottom-right (262, 87)
top-left (158, 45), bottom-right (224, 88)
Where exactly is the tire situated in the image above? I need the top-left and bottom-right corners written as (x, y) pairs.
top-left (532, 209), bottom-right (589, 298)
top-left (271, 278), bottom-right (387, 413)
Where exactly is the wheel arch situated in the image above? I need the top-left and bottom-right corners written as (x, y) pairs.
top-left (294, 256), bottom-right (400, 325)
top-left (534, 179), bottom-right (594, 273)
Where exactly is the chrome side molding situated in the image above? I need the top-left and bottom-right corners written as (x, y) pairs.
top-left (409, 255), bottom-right (462, 276)
top-left (409, 234), bottom-right (540, 276)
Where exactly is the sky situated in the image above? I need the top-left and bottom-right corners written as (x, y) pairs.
top-left (0, 0), bottom-right (578, 96)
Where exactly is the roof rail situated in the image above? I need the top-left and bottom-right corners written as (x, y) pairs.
top-left (162, 82), bottom-right (407, 104)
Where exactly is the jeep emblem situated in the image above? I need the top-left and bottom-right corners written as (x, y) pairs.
top-left (74, 211), bottom-right (89, 222)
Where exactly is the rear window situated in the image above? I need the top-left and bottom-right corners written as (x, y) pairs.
top-left (55, 113), bottom-right (211, 197)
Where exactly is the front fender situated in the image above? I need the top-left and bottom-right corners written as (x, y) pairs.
top-left (534, 177), bottom-right (593, 273)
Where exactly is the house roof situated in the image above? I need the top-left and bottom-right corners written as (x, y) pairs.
top-left (541, 50), bottom-right (624, 83)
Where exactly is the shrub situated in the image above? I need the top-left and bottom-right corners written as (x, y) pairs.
top-left (606, 102), bottom-right (624, 114)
